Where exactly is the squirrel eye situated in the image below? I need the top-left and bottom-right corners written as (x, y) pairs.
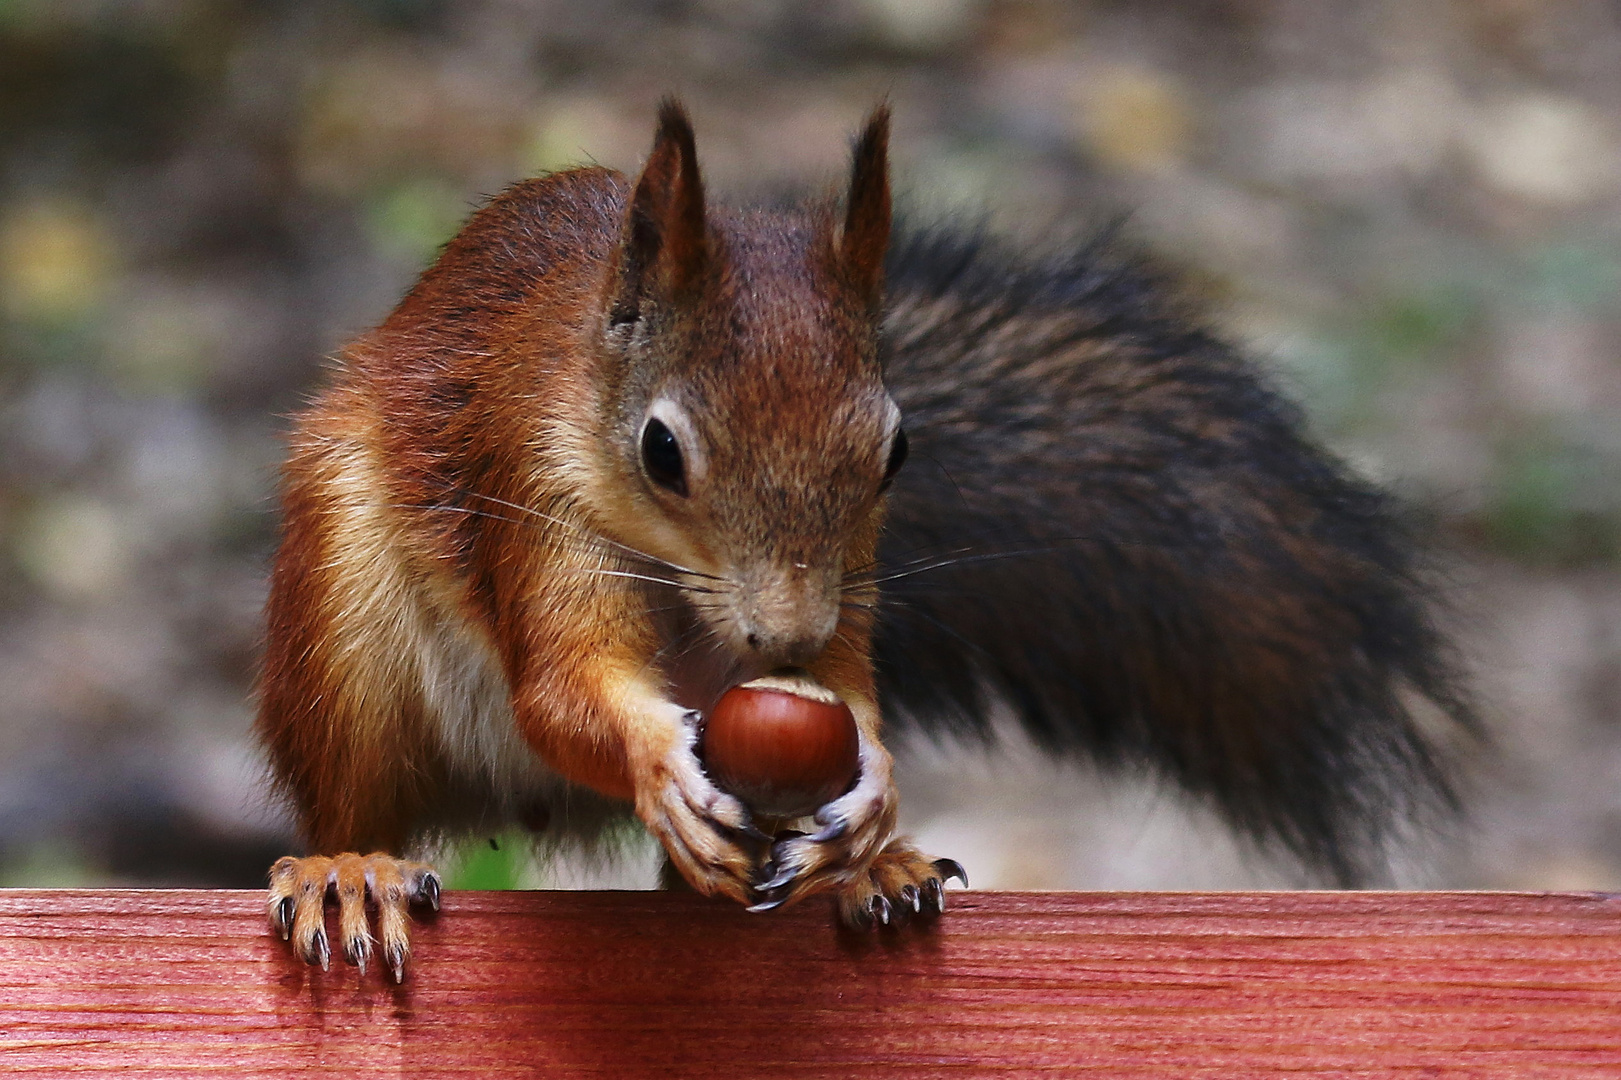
top-left (640, 418), bottom-right (688, 496)
top-left (879, 428), bottom-right (908, 491)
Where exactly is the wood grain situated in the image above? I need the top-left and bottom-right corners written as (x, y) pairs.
top-left (2, 889), bottom-right (1620, 1076)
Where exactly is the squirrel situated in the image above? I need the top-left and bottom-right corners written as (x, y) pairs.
top-left (258, 100), bottom-right (1473, 981)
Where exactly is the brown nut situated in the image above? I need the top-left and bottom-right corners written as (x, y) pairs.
top-left (700, 671), bottom-right (859, 819)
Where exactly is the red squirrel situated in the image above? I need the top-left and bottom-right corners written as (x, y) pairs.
top-left (259, 101), bottom-right (1472, 981)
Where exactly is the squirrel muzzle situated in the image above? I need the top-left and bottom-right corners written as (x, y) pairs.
top-left (728, 564), bottom-right (842, 669)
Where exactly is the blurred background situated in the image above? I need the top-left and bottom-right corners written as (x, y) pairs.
top-left (2, 0), bottom-right (1619, 893)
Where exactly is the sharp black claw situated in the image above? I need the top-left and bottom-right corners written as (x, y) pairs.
top-left (931, 858), bottom-right (968, 889)
top-left (739, 823), bottom-right (773, 843)
top-left (309, 930), bottom-right (330, 971)
top-left (758, 867), bottom-right (798, 893)
top-left (921, 877), bottom-right (944, 915)
top-left (417, 873), bottom-right (442, 911)
top-left (768, 835), bottom-right (799, 867)
top-left (871, 895), bottom-right (892, 927)
top-left (273, 897), bottom-right (294, 939)
top-left (901, 884), bottom-right (920, 913)
top-left (809, 824), bottom-right (846, 844)
top-left (746, 894), bottom-right (788, 914)
top-left (385, 942), bottom-right (407, 982)
top-left (807, 814), bottom-right (849, 842)
top-left (346, 937), bottom-right (371, 975)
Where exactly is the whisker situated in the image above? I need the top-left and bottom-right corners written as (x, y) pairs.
top-left (392, 476), bottom-right (729, 588)
top-left (852, 529), bottom-right (1142, 590)
top-left (632, 618), bottom-right (713, 687)
top-left (558, 568), bottom-right (718, 594)
top-left (864, 544), bottom-right (1078, 588)
top-left (388, 503), bottom-right (529, 528)
top-left (870, 597), bottom-right (996, 663)
top-left (443, 484), bottom-right (723, 582)
top-left (637, 602), bottom-right (703, 617)
top-left (391, 503), bottom-right (722, 593)
top-left (842, 545), bottom-right (976, 585)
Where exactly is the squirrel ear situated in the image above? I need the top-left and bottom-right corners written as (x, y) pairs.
top-left (609, 98), bottom-right (708, 326)
top-left (839, 104), bottom-right (891, 311)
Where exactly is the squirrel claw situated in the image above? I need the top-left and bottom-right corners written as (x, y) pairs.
top-left (416, 871), bottom-right (442, 911)
top-left (755, 867), bottom-right (798, 895)
top-left (306, 928), bottom-right (330, 970)
top-left (266, 852), bottom-right (438, 981)
top-left (808, 818), bottom-right (848, 844)
top-left (345, 933), bottom-right (372, 975)
top-left (635, 702), bottom-right (758, 904)
top-left (272, 895), bottom-right (295, 940)
top-left (385, 943), bottom-right (407, 984)
top-left (745, 893), bottom-right (789, 914)
top-left (833, 838), bottom-right (962, 930)
top-left (870, 894), bottom-right (893, 927)
top-left (931, 858), bottom-right (969, 889)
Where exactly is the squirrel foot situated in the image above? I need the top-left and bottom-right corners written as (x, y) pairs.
top-left (636, 706), bottom-right (763, 905)
top-left (833, 840), bottom-right (967, 929)
top-left (747, 728), bottom-right (900, 912)
top-left (267, 852), bottom-right (440, 983)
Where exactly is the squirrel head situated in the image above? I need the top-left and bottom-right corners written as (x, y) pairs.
top-left (586, 100), bottom-right (904, 672)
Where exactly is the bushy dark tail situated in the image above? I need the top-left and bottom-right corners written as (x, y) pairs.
top-left (873, 226), bottom-right (1475, 884)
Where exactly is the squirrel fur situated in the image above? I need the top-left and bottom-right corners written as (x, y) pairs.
top-left (257, 100), bottom-right (1471, 979)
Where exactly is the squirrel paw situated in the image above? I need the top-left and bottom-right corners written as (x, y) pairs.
top-left (636, 707), bottom-right (762, 905)
top-left (267, 852), bottom-right (440, 983)
top-left (833, 840), bottom-right (967, 929)
top-left (747, 729), bottom-right (899, 912)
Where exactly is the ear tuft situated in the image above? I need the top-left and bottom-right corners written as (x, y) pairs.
top-left (840, 104), bottom-right (892, 311)
top-left (608, 98), bottom-right (709, 327)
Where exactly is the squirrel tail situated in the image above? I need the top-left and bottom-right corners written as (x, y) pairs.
top-left (873, 225), bottom-right (1476, 885)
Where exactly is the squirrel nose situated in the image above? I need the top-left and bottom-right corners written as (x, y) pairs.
top-left (734, 566), bottom-right (840, 666)
top-left (747, 629), bottom-right (830, 668)
top-left (742, 612), bottom-right (836, 664)
top-left (740, 606), bottom-right (839, 668)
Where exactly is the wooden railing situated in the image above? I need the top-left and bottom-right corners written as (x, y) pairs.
top-left (3, 889), bottom-right (1620, 1076)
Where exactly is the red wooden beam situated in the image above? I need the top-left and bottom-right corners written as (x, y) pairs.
top-left (2, 889), bottom-right (1620, 1076)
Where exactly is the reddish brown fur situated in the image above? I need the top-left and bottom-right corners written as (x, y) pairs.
top-left (837, 105), bottom-right (892, 311)
top-left (258, 103), bottom-right (923, 922)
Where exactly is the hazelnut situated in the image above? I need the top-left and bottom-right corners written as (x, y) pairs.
top-left (701, 671), bottom-right (859, 819)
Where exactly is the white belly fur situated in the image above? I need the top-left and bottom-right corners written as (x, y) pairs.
top-left (318, 429), bottom-right (632, 847)
top-left (415, 596), bottom-right (633, 845)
